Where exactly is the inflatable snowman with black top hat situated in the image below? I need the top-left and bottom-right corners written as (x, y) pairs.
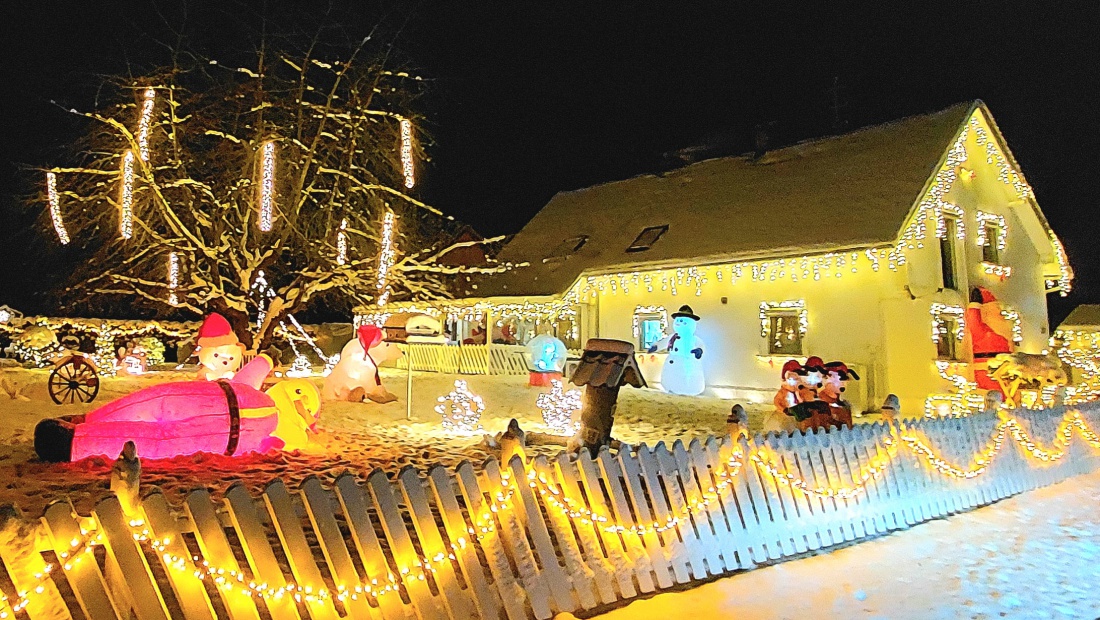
top-left (661, 305), bottom-right (706, 395)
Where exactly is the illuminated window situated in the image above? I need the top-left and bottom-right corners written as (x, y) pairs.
top-left (626, 225), bottom-right (668, 253)
top-left (939, 218), bottom-right (959, 290)
top-left (982, 224), bottom-right (1003, 264)
top-left (543, 235), bottom-right (588, 264)
top-left (638, 315), bottom-right (665, 351)
top-left (765, 312), bottom-right (804, 355)
top-left (936, 318), bottom-right (960, 360)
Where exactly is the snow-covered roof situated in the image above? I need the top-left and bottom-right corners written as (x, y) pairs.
top-left (1058, 305), bottom-right (1100, 331)
top-left (474, 102), bottom-right (975, 298)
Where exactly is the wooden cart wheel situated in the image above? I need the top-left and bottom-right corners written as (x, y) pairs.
top-left (48, 356), bottom-right (100, 405)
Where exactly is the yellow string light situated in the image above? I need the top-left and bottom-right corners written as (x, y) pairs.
top-left (11, 410), bottom-right (1100, 615)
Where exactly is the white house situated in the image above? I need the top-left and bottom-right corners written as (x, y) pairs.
top-left (361, 101), bottom-right (1072, 412)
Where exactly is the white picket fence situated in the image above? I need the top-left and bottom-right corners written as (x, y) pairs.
top-left (396, 344), bottom-right (579, 376)
top-left (3, 403), bottom-right (1100, 619)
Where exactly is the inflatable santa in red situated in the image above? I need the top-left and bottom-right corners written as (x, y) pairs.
top-left (966, 287), bottom-right (1015, 391)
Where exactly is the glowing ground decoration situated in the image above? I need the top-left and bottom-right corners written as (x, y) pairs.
top-left (259, 141), bottom-right (275, 231)
top-left (45, 172), bottom-right (70, 245)
top-left (400, 118), bottom-right (415, 189)
top-left (435, 379), bottom-right (484, 433)
top-left (376, 210), bottom-right (396, 306)
top-left (536, 379), bottom-right (581, 434)
top-left (336, 218), bottom-right (348, 265)
top-left (136, 88), bottom-right (155, 161)
top-left (167, 252), bottom-right (179, 305)
top-left (119, 150), bottom-right (135, 239)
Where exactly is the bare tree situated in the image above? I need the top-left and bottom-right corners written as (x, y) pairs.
top-left (35, 28), bottom-right (510, 349)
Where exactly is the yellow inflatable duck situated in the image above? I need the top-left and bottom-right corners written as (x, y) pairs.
top-left (266, 379), bottom-right (322, 450)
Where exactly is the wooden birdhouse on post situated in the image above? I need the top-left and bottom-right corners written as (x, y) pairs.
top-left (569, 338), bottom-right (646, 456)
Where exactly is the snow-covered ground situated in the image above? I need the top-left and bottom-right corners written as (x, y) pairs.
top-left (0, 366), bottom-right (791, 516)
top-left (568, 470), bottom-right (1100, 620)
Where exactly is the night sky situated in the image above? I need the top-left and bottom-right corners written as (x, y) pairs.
top-left (0, 2), bottom-right (1097, 325)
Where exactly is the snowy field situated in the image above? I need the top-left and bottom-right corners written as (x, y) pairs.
top-left (0, 366), bottom-right (786, 517)
top-left (569, 470), bottom-right (1100, 620)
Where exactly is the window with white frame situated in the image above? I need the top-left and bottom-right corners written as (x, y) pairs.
top-left (632, 305), bottom-right (668, 352)
top-left (930, 303), bottom-right (966, 361)
top-left (760, 300), bottom-right (807, 355)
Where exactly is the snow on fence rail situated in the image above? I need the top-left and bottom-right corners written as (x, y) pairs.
top-left (4, 403), bottom-right (1100, 619)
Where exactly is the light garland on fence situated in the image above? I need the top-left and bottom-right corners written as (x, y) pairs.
top-left (259, 141), bottom-right (275, 232)
top-left (981, 262), bottom-right (1012, 278)
top-left (631, 305), bottom-right (667, 337)
top-left (376, 210), bottom-right (396, 306)
top-left (975, 211), bottom-right (1007, 250)
top-left (400, 118), bottom-right (415, 189)
top-left (759, 300), bottom-right (807, 338)
top-left (167, 252), bottom-right (179, 305)
top-left (929, 303), bottom-right (966, 343)
top-left (45, 172), bottom-right (70, 245)
top-left (12, 409), bottom-right (1100, 616)
top-left (536, 379), bottom-right (581, 435)
top-left (136, 88), bottom-right (156, 162)
top-left (336, 218), bottom-right (348, 266)
top-left (435, 380), bottom-right (484, 434)
top-left (119, 150), bottom-right (135, 239)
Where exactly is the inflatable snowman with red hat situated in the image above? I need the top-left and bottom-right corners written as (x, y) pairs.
top-left (195, 313), bottom-right (245, 381)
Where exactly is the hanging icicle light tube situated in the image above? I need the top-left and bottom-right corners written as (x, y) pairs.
top-left (400, 118), bottom-right (415, 189)
top-left (45, 172), bottom-right (70, 245)
top-left (119, 150), bottom-right (135, 239)
top-left (376, 211), bottom-right (396, 306)
top-left (136, 88), bottom-right (156, 162)
top-left (337, 218), bottom-right (348, 266)
top-left (259, 141), bottom-right (275, 232)
top-left (167, 252), bottom-right (180, 305)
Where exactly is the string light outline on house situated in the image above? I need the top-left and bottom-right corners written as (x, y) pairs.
top-left (259, 141), bottom-right (276, 231)
top-left (336, 218), bottom-right (348, 266)
top-left (759, 300), bottom-right (808, 338)
top-left (535, 379), bottom-right (581, 435)
top-left (981, 262), bottom-right (1012, 278)
top-left (975, 211), bottom-right (1008, 250)
top-left (1049, 233), bottom-right (1073, 296)
top-left (136, 88), bottom-right (156, 162)
top-left (45, 172), bottom-right (70, 245)
top-left (631, 305), bottom-right (667, 337)
top-left (929, 303), bottom-right (966, 343)
top-left (10, 409), bottom-right (1100, 616)
top-left (434, 379), bottom-right (485, 434)
top-left (376, 210), bottom-right (396, 306)
top-left (400, 118), bottom-right (415, 189)
top-left (167, 252), bottom-right (179, 306)
top-left (119, 150), bottom-right (135, 239)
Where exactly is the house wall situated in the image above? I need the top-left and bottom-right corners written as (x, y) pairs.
top-left (588, 259), bottom-right (895, 411)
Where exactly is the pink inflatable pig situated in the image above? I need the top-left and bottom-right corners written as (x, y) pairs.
top-left (322, 325), bottom-right (404, 403)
